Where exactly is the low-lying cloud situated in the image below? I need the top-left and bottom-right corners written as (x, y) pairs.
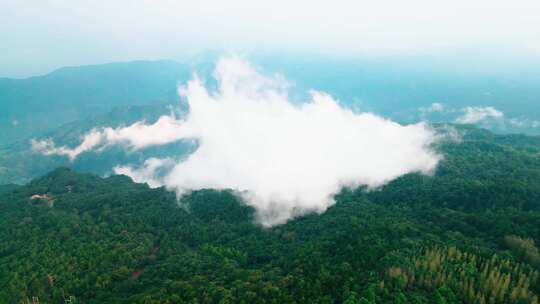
top-left (419, 102), bottom-right (445, 114)
top-left (33, 57), bottom-right (442, 226)
top-left (31, 115), bottom-right (186, 161)
top-left (31, 130), bottom-right (104, 161)
top-left (455, 106), bottom-right (504, 124)
top-left (114, 157), bottom-right (176, 188)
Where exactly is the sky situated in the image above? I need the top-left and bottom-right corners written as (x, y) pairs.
top-left (1, 0), bottom-right (540, 78)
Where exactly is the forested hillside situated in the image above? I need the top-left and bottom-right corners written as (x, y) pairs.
top-left (1, 127), bottom-right (540, 303)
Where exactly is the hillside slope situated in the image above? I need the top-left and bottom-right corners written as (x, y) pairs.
top-left (1, 128), bottom-right (540, 303)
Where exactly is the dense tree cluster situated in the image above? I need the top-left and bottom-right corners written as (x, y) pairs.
top-left (384, 246), bottom-right (538, 304)
top-left (0, 126), bottom-right (540, 303)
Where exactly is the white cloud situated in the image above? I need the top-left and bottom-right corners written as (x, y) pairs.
top-left (508, 118), bottom-right (526, 127)
top-left (119, 57), bottom-right (440, 226)
top-left (420, 102), bottom-right (445, 114)
top-left (33, 57), bottom-right (442, 226)
top-left (114, 158), bottom-right (176, 188)
top-left (102, 115), bottom-right (187, 150)
top-left (31, 115), bottom-right (186, 160)
top-left (508, 117), bottom-right (540, 129)
top-left (31, 129), bottom-right (104, 161)
top-left (434, 124), bottom-right (463, 143)
top-left (455, 106), bottom-right (504, 124)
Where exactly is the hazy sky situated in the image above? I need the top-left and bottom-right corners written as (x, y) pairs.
top-left (2, 0), bottom-right (540, 77)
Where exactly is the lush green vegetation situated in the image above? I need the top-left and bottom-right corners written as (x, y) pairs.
top-left (1, 126), bottom-right (540, 303)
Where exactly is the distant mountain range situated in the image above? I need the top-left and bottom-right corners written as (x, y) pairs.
top-left (2, 56), bottom-right (539, 146)
top-left (0, 60), bottom-right (191, 145)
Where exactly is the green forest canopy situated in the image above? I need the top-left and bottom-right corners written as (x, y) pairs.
top-left (1, 126), bottom-right (540, 303)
